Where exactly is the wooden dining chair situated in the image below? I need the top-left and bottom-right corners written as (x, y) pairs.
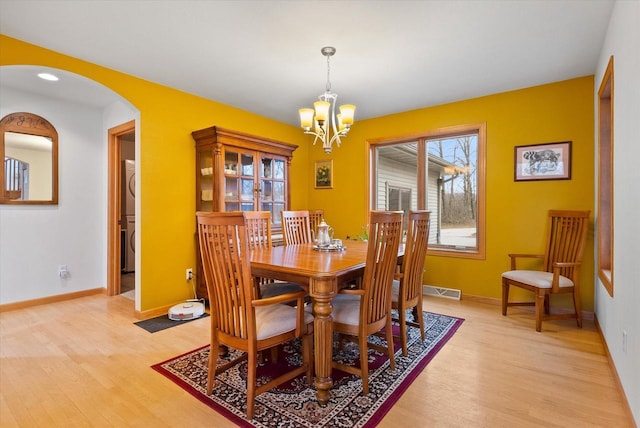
top-left (196, 211), bottom-right (314, 419)
top-left (244, 211), bottom-right (305, 298)
top-left (308, 209), bottom-right (324, 236)
top-left (330, 210), bottom-right (403, 394)
top-left (501, 210), bottom-right (590, 332)
top-left (281, 210), bottom-right (313, 245)
top-left (391, 210), bottom-right (431, 356)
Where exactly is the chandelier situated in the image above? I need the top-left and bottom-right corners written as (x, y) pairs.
top-left (298, 46), bottom-right (355, 154)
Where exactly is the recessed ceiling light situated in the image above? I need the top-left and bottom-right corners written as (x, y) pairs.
top-left (37, 73), bottom-right (59, 81)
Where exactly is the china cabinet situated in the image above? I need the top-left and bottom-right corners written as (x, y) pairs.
top-left (191, 126), bottom-right (297, 297)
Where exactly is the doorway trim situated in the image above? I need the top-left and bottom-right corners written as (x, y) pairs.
top-left (107, 120), bottom-right (135, 296)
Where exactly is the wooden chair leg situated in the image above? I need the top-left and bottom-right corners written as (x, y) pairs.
top-left (246, 350), bottom-right (257, 419)
top-left (535, 292), bottom-right (545, 332)
top-left (359, 337), bottom-right (369, 395)
top-left (207, 339), bottom-right (218, 395)
top-left (501, 280), bottom-right (510, 316)
top-left (415, 301), bottom-right (425, 343)
top-left (544, 294), bottom-right (550, 315)
top-left (399, 307), bottom-right (408, 356)
top-left (385, 317), bottom-right (396, 371)
top-left (573, 289), bottom-right (582, 328)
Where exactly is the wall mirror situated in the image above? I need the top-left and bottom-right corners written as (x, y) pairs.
top-left (0, 112), bottom-right (58, 204)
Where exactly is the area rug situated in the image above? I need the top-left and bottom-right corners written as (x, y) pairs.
top-left (152, 311), bottom-right (463, 427)
top-left (134, 313), bottom-right (209, 333)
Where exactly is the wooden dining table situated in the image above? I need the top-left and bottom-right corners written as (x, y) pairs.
top-left (250, 240), bottom-right (370, 405)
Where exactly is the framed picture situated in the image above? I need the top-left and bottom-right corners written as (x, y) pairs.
top-left (514, 141), bottom-right (572, 181)
top-left (315, 159), bottom-right (333, 189)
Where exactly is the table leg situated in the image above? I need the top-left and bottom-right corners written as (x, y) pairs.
top-left (310, 278), bottom-right (336, 406)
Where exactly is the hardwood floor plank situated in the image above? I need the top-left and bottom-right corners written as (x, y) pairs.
top-left (0, 294), bottom-right (634, 427)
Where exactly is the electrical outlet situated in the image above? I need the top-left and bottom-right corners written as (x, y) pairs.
top-left (186, 268), bottom-right (193, 281)
top-left (58, 264), bottom-right (69, 279)
top-left (622, 330), bottom-right (628, 353)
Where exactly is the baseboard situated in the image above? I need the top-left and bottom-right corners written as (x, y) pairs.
top-left (594, 315), bottom-right (638, 427)
top-left (451, 292), bottom-right (595, 321)
top-left (0, 288), bottom-right (105, 313)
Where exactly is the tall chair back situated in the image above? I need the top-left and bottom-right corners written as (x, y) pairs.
top-left (361, 210), bottom-right (405, 326)
top-left (400, 211), bottom-right (431, 308)
top-left (244, 210), bottom-right (272, 250)
top-left (543, 210), bottom-right (590, 291)
top-left (281, 210), bottom-right (313, 245)
top-left (197, 212), bottom-right (254, 339)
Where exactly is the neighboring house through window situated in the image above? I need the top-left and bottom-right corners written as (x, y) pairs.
top-left (368, 123), bottom-right (486, 259)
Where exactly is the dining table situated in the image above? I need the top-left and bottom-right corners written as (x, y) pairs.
top-left (250, 239), bottom-right (403, 405)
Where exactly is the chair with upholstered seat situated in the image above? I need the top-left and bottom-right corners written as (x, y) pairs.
top-left (330, 210), bottom-right (403, 394)
top-left (196, 211), bottom-right (314, 419)
top-left (391, 210), bottom-right (430, 356)
top-left (281, 210), bottom-right (313, 245)
top-left (501, 210), bottom-right (590, 332)
top-left (244, 210), bottom-right (305, 298)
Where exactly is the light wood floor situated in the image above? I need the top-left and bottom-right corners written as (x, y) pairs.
top-left (0, 294), bottom-right (634, 427)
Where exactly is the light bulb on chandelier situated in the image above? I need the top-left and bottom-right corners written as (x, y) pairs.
top-left (299, 47), bottom-right (355, 154)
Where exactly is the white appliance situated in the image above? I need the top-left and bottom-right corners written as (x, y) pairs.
top-left (168, 300), bottom-right (205, 321)
top-left (124, 216), bottom-right (135, 273)
top-left (121, 160), bottom-right (135, 272)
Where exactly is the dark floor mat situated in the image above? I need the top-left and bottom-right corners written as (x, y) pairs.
top-left (134, 313), bottom-right (209, 333)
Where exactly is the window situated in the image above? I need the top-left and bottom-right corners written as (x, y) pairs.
top-left (598, 56), bottom-right (614, 296)
top-left (368, 123), bottom-right (486, 259)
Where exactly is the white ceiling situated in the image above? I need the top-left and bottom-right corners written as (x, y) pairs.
top-left (0, 0), bottom-right (614, 126)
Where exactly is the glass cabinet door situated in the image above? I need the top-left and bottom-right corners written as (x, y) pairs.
top-left (224, 148), bottom-right (258, 212)
top-left (259, 155), bottom-right (286, 226)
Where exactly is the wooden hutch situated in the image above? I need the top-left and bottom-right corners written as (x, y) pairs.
top-left (191, 126), bottom-right (297, 297)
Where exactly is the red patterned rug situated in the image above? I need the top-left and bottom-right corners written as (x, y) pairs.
top-left (152, 311), bottom-right (463, 427)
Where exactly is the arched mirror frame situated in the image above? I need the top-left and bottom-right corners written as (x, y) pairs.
top-left (0, 112), bottom-right (58, 205)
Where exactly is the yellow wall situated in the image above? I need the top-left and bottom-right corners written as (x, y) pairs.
top-left (1, 34), bottom-right (595, 312)
top-left (0, 35), bottom-right (310, 311)
top-left (309, 76), bottom-right (595, 310)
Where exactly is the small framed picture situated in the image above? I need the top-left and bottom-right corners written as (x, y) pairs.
top-left (314, 159), bottom-right (333, 189)
top-left (514, 141), bottom-right (572, 181)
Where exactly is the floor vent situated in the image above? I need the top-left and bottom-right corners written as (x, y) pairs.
top-left (423, 285), bottom-right (462, 300)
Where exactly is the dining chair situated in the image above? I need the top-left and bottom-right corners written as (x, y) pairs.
top-left (391, 210), bottom-right (431, 356)
top-left (196, 211), bottom-right (314, 419)
top-left (308, 209), bottom-right (324, 236)
top-left (330, 210), bottom-right (403, 394)
top-left (281, 210), bottom-right (313, 245)
top-left (501, 210), bottom-right (590, 332)
top-left (244, 210), bottom-right (305, 298)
